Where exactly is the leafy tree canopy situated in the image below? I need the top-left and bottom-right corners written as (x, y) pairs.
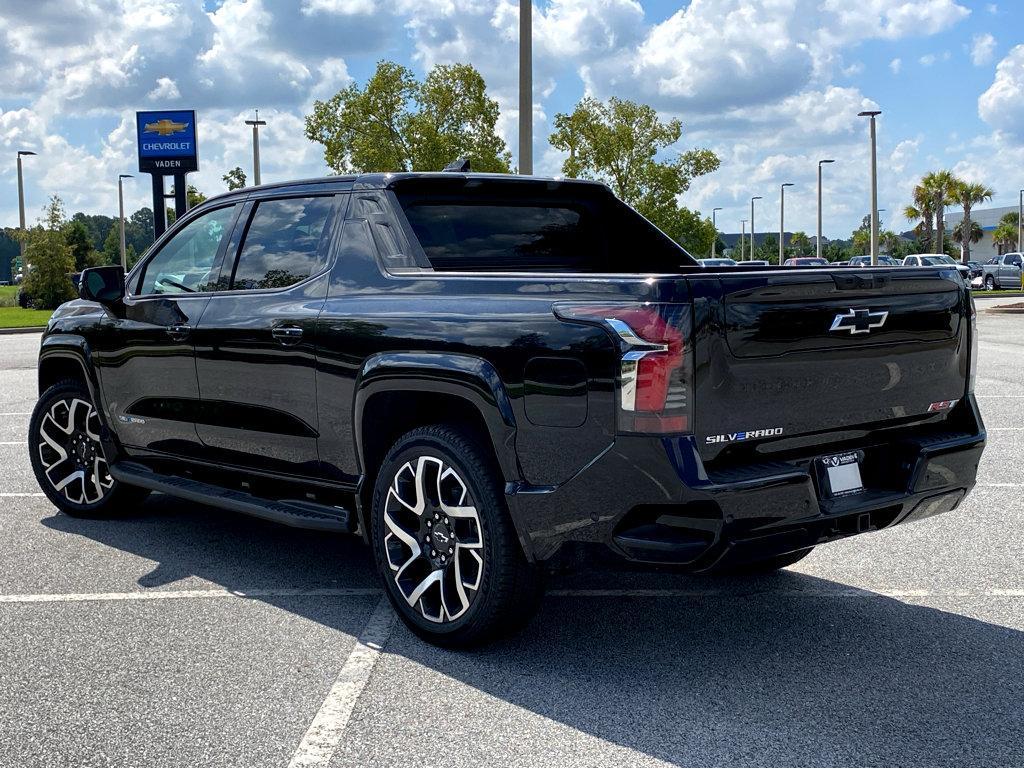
top-left (223, 167), bottom-right (247, 190)
top-left (21, 196), bottom-right (76, 309)
top-left (306, 60), bottom-right (511, 174)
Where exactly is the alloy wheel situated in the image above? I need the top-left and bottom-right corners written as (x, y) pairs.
top-left (382, 455), bottom-right (484, 623)
top-left (36, 397), bottom-right (113, 505)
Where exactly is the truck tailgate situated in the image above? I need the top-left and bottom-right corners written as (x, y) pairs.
top-left (691, 268), bottom-right (970, 464)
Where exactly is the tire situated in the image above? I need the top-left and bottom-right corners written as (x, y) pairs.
top-left (985, 275), bottom-right (997, 290)
top-left (713, 547), bottom-right (814, 575)
top-left (28, 380), bottom-right (149, 518)
top-left (370, 425), bottom-right (542, 647)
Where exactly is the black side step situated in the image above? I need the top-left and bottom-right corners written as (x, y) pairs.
top-left (110, 462), bottom-right (354, 533)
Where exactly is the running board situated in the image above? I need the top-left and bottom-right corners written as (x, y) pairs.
top-left (109, 461), bottom-right (354, 533)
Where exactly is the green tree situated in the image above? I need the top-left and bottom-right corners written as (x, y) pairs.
top-left (851, 227), bottom-right (870, 255)
top-left (921, 170), bottom-right (957, 253)
top-left (21, 196), bottom-right (76, 309)
top-left (949, 179), bottom-right (993, 263)
top-left (548, 96), bottom-right (720, 250)
top-left (668, 208), bottom-right (718, 256)
top-left (166, 185), bottom-right (207, 225)
top-left (951, 219), bottom-right (983, 251)
top-left (993, 212), bottom-right (1020, 254)
top-left (903, 184), bottom-right (935, 252)
top-left (101, 224), bottom-right (122, 266)
top-left (789, 231), bottom-right (811, 255)
top-left (306, 60), bottom-right (510, 173)
top-left (223, 166), bottom-right (247, 190)
top-left (126, 207), bottom-right (155, 256)
top-left (62, 219), bottom-right (100, 271)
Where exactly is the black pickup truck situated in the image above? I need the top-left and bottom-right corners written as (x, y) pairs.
top-left (29, 172), bottom-right (985, 646)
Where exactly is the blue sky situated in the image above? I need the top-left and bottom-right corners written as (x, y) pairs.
top-left (2, 0), bottom-right (1023, 239)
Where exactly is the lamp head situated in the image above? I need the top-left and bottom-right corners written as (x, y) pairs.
top-left (782, 183), bottom-right (794, 188)
top-left (17, 150), bottom-right (36, 157)
top-left (752, 195), bottom-right (763, 202)
top-left (118, 174), bottom-right (134, 180)
top-left (857, 110), bottom-right (882, 117)
top-left (820, 159), bottom-right (835, 165)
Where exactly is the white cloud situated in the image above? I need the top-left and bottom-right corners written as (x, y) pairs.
top-left (970, 33), bottom-right (996, 66)
top-left (147, 77), bottom-right (181, 101)
top-left (920, 53), bottom-right (937, 66)
top-left (889, 58), bottom-right (902, 74)
top-left (979, 45), bottom-right (1024, 139)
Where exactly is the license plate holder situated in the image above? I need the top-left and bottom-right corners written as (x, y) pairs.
top-left (817, 450), bottom-right (865, 498)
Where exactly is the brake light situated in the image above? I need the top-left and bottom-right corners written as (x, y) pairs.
top-left (554, 303), bottom-right (692, 434)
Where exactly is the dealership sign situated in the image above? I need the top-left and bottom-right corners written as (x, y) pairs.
top-left (136, 110), bottom-right (198, 173)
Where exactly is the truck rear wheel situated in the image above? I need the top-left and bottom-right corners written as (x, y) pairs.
top-left (370, 425), bottom-right (542, 647)
top-left (28, 380), bottom-right (149, 518)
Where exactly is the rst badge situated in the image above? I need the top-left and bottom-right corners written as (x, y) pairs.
top-left (829, 308), bottom-right (888, 334)
top-left (705, 427), bottom-right (784, 444)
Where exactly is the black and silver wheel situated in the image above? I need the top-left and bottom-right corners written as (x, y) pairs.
top-left (371, 425), bottom-right (542, 647)
top-left (29, 380), bottom-right (148, 517)
top-left (985, 274), bottom-right (997, 290)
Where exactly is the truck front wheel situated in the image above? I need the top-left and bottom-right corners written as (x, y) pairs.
top-left (28, 380), bottom-right (149, 518)
top-left (370, 425), bottom-right (542, 647)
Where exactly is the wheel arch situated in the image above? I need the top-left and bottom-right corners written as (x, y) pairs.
top-left (352, 352), bottom-right (530, 557)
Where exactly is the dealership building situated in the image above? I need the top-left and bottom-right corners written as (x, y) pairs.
top-left (943, 205), bottom-right (1020, 260)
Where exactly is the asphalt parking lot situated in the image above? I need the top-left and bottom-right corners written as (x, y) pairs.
top-left (1, 298), bottom-right (1022, 767)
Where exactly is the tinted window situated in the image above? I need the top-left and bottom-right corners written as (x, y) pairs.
top-left (138, 206), bottom-right (235, 295)
top-left (1010, 255), bottom-right (1023, 266)
top-left (395, 183), bottom-right (691, 272)
top-left (232, 197), bottom-right (334, 290)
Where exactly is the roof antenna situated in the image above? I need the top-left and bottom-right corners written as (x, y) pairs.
top-left (443, 157), bottom-right (471, 173)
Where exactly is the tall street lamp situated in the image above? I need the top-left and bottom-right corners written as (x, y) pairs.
top-left (16, 150), bottom-right (36, 260)
top-left (245, 110), bottom-right (267, 186)
top-left (779, 182), bottom-right (794, 265)
top-left (750, 195), bottom-right (763, 261)
top-left (118, 174), bottom-right (134, 270)
top-left (740, 219), bottom-right (747, 261)
top-left (817, 159), bottom-right (834, 260)
top-left (519, 0), bottom-right (533, 175)
top-left (711, 207), bottom-right (723, 259)
top-left (1018, 189), bottom-right (1023, 253)
top-left (858, 110), bottom-right (882, 265)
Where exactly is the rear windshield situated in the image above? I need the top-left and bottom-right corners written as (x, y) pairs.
top-left (394, 181), bottom-right (694, 273)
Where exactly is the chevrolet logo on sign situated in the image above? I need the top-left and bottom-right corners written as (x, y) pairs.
top-left (829, 308), bottom-right (889, 334)
top-left (143, 119), bottom-right (190, 136)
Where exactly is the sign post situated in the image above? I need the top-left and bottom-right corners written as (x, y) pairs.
top-left (136, 110), bottom-right (198, 239)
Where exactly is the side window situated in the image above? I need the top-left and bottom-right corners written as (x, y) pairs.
top-left (1010, 254), bottom-right (1023, 267)
top-left (355, 194), bottom-right (418, 271)
top-left (137, 206), bottom-right (235, 295)
top-left (231, 196), bottom-right (335, 290)
top-left (987, 257), bottom-right (998, 265)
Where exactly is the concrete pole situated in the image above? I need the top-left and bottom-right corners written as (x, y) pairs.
top-left (750, 196), bottom-right (762, 262)
top-left (118, 174), bottom-right (132, 270)
top-left (817, 159), bottom-right (834, 260)
top-left (780, 183), bottom-right (793, 265)
top-left (1019, 189), bottom-right (1023, 253)
top-left (711, 207), bottom-right (722, 259)
top-left (16, 151), bottom-right (35, 260)
top-left (519, 0), bottom-right (533, 175)
top-left (859, 110), bottom-right (882, 266)
top-left (740, 219), bottom-right (747, 261)
top-left (245, 111), bottom-right (267, 186)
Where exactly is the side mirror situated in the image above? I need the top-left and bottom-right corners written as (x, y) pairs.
top-left (79, 265), bottom-right (125, 307)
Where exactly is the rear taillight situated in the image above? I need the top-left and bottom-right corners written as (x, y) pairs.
top-left (554, 302), bottom-right (692, 434)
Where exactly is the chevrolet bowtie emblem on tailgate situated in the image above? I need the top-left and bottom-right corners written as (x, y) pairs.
top-left (829, 308), bottom-right (889, 334)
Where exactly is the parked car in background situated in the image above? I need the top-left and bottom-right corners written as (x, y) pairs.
top-left (744, 260), bottom-right (769, 266)
top-left (848, 256), bottom-right (900, 267)
top-left (981, 253), bottom-right (1022, 290)
top-left (783, 257), bottom-right (829, 267)
top-left (697, 257), bottom-right (737, 267)
top-left (903, 254), bottom-right (971, 283)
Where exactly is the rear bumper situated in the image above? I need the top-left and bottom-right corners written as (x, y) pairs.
top-left (507, 396), bottom-right (985, 568)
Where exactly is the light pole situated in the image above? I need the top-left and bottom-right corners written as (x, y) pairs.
top-left (858, 110), bottom-right (882, 265)
top-left (740, 219), bottom-right (747, 261)
top-left (711, 207), bottom-right (722, 259)
top-left (750, 196), bottom-right (763, 261)
top-left (519, 0), bottom-right (533, 175)
top-left (245, 110), bottom-right (267, 186)
top-left (16, 150), bottom-right (36, 261)
top-left (1018, 189), bottom-right (1023, 253)
top-left (118, 174), bottom-right (133, 270)
top-left (817, 159), bottom-right (834, 260)
top-left (779, 182), bottom-right (794, 265)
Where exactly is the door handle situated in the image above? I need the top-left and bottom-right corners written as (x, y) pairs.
top-left (166, 324), bottom-right (191, 341)
top-left (272, 325), bottom-right (304, 345)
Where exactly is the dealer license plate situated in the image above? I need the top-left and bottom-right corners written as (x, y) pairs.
top-left (818, 451), bottom-right (864, 497)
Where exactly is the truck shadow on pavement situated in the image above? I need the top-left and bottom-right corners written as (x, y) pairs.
top-left (44, 494), bottom-right (1024, 767)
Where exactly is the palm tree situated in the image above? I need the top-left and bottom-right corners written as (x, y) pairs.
top-left (950, 179), bottom-right (994, 263)
top-left (952, 219), bottom-right (983, 249)
top-left (922, 170), bottom-right (957, 253)
top-left (902, 184), bottom-right (934, 250)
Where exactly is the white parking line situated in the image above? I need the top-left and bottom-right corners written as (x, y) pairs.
top-left (0, 492), bottom-right (44, 497)
top-left (0, 442), bottom-right (24, 446)
top-left (0, 412), bottom-right (31, 416)
top-left (0, 587), bottom-right (382, 604)
top-left (289, 595), bottom-right (396, 769)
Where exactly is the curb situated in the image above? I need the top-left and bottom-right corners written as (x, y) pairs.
top-left (0, 326), bottom-right (46, 335)
top-left (985, 308), bottom-right (1024, 314)
top-left (974, 291), bottom-right (1024, 298)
